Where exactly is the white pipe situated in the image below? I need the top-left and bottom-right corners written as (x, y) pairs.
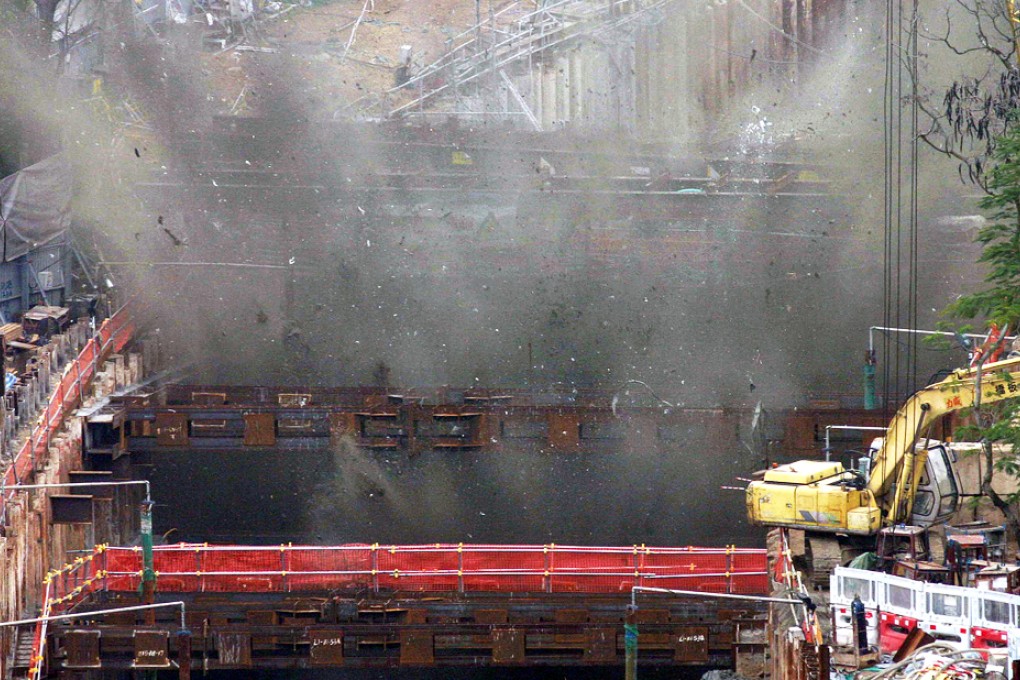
top-left (630, 585), bottom-right (803, 608)
top-left (98, 568), bottom-right (767, 579)
top-left (824, 425), bottom-right (888, 461)
top-left (121, 544), bottom-right (760, 553)
top-left (0, 601), bottom-right (187, 629)
top-left (5, 480), bottom-right (151, 503)
top-left (868, 326), bottom-right (1016, 354)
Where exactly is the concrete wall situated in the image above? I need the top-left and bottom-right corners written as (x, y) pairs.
top-left (947, 443), bottom-right (1020, 537)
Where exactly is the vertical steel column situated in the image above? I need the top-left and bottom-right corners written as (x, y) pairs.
top-left (726, 547), bottom-right (733, 594)
top-left (177, 629), bottom-right (192, 680)
top-left (458, 544), bottom-right (464, 594)
top-left (140, 500), bottom-right (156, 625)
top-left (625, 606), bottom-right (638, 680)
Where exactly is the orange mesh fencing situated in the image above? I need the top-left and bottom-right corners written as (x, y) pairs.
top-left (29, 549), bottom-right (107, 679)
top-left (28, 542), bottom-right (765, 678)
top-left (98, 543), bottom-right (768, 595)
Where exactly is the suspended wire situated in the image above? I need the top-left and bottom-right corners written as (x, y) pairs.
top-left (909, 0), bottom-right (921, 393)
top-left (883, 0), bottom-right (921, 420)
top-left (871, 329), bottom-right (966, 352)
top-left (894, 0), bottom-right (904, 410)
top-left (883, 0), bottom-right (894, 424)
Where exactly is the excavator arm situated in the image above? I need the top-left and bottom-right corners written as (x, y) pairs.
top-left (868, 354), bottom-right (1020, 523)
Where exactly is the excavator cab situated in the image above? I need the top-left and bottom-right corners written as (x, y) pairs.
top-left (910, 443), bottom-right (960, 526)
top-left (865, 439), bottom-right (960, 527)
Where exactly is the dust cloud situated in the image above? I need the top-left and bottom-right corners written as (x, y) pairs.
top-left (0, 0), bottom-right (997, 554)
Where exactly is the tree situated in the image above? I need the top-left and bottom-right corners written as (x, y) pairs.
top-left (947, 118), bottom-right (1020, 323)
top-left (954, 384), bottom-right (1020, 549)
top-left (917, 1), bottom-right (1020, 191)
top-left (941, 121), bottom-right (1020, 547)
top-left (913, 3), bottom-right (1020, 545)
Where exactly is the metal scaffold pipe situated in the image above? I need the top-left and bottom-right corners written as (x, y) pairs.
top-left (630, 586), bottom-right (803, 608)
top-left (865, 326), bottom-right (1018, 409)
top-left (867, 326), bottom-right (1016, 355)
top-left (0, 601), bottom-right (187, 629)
top-left (6, 479), bottom-right (158, 621)
top-left (4, 479), bottom-right (151, 503)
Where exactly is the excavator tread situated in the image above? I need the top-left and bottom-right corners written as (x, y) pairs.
top-left (805, 535), bottom-right (841, 588)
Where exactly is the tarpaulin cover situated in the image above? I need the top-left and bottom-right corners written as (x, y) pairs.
top-left (0, 154), bottom-right (71, 262)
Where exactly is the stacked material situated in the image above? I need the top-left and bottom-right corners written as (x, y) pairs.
top-left (858, 643), bottom-right (1005, 680)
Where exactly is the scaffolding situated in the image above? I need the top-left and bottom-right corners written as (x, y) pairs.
top-left (349, 0), bottom-right (680, 122)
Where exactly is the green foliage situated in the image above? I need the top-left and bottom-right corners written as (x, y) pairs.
top-left (946, 117), bottom-right (1020, 326)
top-left (956, 400), bottom-right (1020, 507)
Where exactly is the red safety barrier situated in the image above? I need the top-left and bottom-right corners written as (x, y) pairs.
top-left (2, 307), bottom-right (134, 494)
top-left (971, 626), bottom-right (1009, 650)
top-left (13, 308), bottom-right (134, 680)
top-left (99, 543), bottom-right (769, 595)
top-left (879, 611), bottom-right (919, 655)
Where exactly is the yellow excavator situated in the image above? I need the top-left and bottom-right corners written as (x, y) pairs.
top-left (746, 354), bottom-right (1020, 579)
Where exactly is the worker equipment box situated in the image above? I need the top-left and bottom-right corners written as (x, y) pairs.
top-left (764, 460), bottom-right (843, 484)
top-left (847, 507), bottom-right (881, 533)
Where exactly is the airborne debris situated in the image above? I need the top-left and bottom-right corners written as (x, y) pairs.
top-left (161, 228), bottom-right (187, 246)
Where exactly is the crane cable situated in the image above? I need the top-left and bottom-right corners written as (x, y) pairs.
top-left (882, 0), bottom-right (921, 436)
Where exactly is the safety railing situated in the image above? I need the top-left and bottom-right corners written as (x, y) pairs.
top-left (24, 542), bottom-right (764, 676)
top-left (98, 542), bottom-right (768, 595)
top-left (352, 0), bottom-right (677, 119)
top-left (1, 307), bottom-right (135, 509)
top-left (29, 549), bottom-right (106, 678)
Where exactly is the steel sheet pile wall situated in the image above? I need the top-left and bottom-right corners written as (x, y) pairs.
top-left (1, 310), bottom-right (134, 496)
top-left (0, 309), bottom-right (135, 679)
top-left (96, 543), bottom-right (769, 595)
top-left (517, 0), bottom-right (848, 141)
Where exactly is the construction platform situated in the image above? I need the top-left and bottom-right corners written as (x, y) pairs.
top-left (29, 544), bottom-right (769, 675)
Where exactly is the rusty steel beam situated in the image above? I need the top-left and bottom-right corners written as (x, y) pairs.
top-left (48, 610), bottom-right (756, 672)
top-left (86, 384), bottom-right (887, 461)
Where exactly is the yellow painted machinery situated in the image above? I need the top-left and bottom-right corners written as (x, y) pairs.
top-left (746, 355), bottom-right (1020, 578)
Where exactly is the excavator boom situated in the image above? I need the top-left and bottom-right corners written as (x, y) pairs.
top-left (868, 355), bottom-right (1020, 522)
top-left (747, 354), bottom-right (1020, 539)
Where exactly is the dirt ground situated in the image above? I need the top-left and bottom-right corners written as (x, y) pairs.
top-left (203, 0), bottom-right (529, 116)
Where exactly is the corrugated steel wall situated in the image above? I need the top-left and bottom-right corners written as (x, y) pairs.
top-left (522, 0), bottom-right (846, 141)
top-left (0, 236), bottom-right (71, 321)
